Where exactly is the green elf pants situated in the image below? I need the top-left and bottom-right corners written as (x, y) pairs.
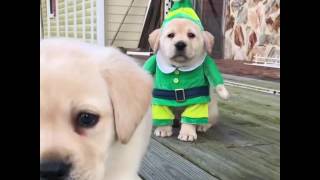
top-left (152, 103), bottom-right (209, 126)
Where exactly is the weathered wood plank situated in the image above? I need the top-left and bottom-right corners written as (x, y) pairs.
top-left (153, 122), bottom-right (279, 180)
top-left (218, 112), bottom-right (280, 145)
top-left (149, 84), bottom-right (280, 180)
top-left (198, 122), bottom-right (280, 171)
top-left (218, 85), bottom-right (280, 129)
top-left (133, 58), bottom-right (280, 179)
top-left (139, 139), bottom-right (219, 180)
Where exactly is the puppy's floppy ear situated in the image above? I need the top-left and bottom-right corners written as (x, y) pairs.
top-left (202, 31), bottom-right (215, 54)
top-left (103, 51), bottom-right (153, 144)
top-left (148, 29), bottom-right (161, 52)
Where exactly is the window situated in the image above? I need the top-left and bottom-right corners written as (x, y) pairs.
top-left (48, 0), bottom-right (56, 18)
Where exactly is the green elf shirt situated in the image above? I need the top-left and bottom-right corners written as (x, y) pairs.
top-left (143, 53), bottom-right (224, 107)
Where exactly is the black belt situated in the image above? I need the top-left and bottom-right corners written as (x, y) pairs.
top-left (153, 86), bottom-right (209, 102)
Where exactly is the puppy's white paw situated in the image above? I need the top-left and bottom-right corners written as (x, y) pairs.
top-left (216, 84), bottom-right (230, 100)
top-left (154, 126), bottom-right (173, 137)
top-left (178, 124), bottom-right (197, 142)
top-left (197, 123), bottom-right (213, 132)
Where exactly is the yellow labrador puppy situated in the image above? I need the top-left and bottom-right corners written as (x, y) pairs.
top-left (148, 19), bottom-right (229, 141)
top-left (40, 39), bottom-right (153, 180)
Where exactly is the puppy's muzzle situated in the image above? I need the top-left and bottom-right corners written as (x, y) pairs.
top-left (40, 159), bottom-right (72, 180)
top-left (175, 41), bottom-right (187, 51)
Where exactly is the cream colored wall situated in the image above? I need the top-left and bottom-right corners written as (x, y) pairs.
top-left (105, 0), bottom-right (149, 48)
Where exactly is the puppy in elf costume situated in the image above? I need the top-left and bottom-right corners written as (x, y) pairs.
top-left (143, 0), bottom-right (230, 142)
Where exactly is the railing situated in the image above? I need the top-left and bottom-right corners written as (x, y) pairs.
top-left (225, 80), bottom-right (280, 96)
top-left (245, 55), bottom-right (280, 68)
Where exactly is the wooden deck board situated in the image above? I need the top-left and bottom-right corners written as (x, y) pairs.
top-left (152, 119), bottom-right (279, 180)
top-left (139, 139), bottom-right (219, 180)
top-left (219, 85), bottom-right (280, 129)
top-left (219, 112), bottom-right (279, 145)
top-left (138, 73), bottom-right (279, 180)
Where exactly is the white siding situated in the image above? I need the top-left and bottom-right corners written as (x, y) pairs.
top-left (40, 7), bottom-right (43, 39)
top-left (41, 0), bottom-right (98, 43)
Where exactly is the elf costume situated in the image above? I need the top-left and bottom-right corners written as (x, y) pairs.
top-left (143, 0), bottom-right (225, 126)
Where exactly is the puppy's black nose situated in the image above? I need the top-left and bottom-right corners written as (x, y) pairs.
top-left (40, 160), bottom-right (72, 180)
top-left (175, 41), bottom-right (187, 51)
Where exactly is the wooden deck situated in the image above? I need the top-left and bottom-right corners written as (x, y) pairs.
top-left (138, 74), bottom-right (280, 180)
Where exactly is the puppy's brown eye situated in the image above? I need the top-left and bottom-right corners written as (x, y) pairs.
top-left (77, 112), bottom-right (99, 128)
top-left (167, 33), bottom-right (175, 38)
top-left (188, 33), bottom-right (196, 38)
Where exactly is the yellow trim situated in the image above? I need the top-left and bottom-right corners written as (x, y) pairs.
top-left (181, 103), bottom-right (208, 118)
top-left (152, 103), bottom-right (208, 120)
top-left (166, 8), bottom-right (200, 21)
top-left (152, 105), bottom-right (175, 120)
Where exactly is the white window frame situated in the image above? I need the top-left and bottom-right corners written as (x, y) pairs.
top-left (47, 0), bottom-right (56, 18)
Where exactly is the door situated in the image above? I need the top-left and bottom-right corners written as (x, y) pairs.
top-left (195, 0), bottom-right (224, 59)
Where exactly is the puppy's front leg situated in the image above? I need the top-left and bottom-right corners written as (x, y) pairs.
top-left (154, 126), bottom-right (173, 137)
top-left (216, 84), bottom-right (230, 100)
top-left (178, 124), bottom-right (197, 142)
